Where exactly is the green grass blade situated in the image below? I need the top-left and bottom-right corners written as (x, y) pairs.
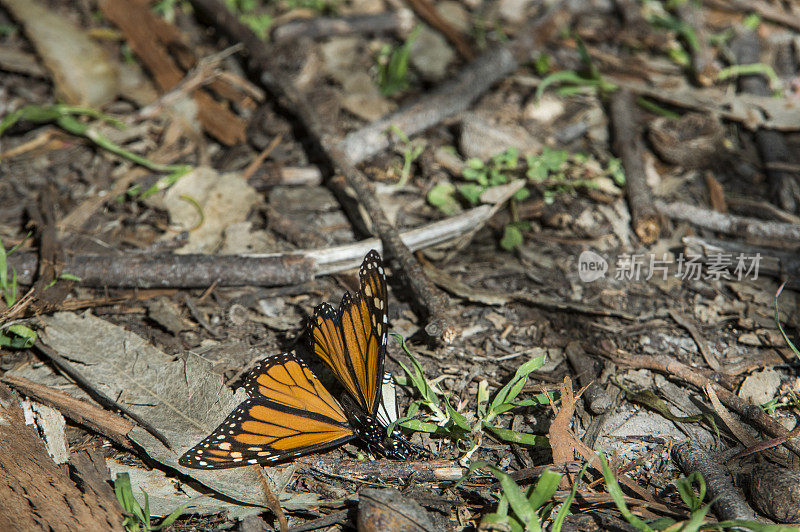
top-left (485, 465), bottom-right (539, 531)
top-left (599, 454), bottom-right (655, 532)
top-left (484, 424), bottom-right (546, 446)
top-left (552, 462), bottom-right (590, 531)
top-left (527, 469), bottom-right (561, 511)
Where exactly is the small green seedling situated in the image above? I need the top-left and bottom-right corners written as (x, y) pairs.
top-left (428, 146), bottom-right (624, 249)
top-left (717, 64), bottom-right (782, 97)
top-left (391, 334), bottom-right (550, 460)
top-left (224, 0), bottom-right (273, 39)
top-left (427, 182), bottom-right (461, 215)
top-left (387, 125), bottom-right (424, 187)
top-left (114, 472), bottom-right (192, 532)
top-left (376, 27), bottom-right (419, 96)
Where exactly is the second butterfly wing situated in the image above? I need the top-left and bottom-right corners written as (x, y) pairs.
top-left (308, 250), bottom-right (389, 415)
top-left (179, 352), bottom-right (354, 469)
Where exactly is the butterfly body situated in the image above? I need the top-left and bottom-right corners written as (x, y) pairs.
top-left (179, 251), bottom-right (424, 469)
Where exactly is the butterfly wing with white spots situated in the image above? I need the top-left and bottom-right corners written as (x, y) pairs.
top-left (179, 352), bottom-right (354, 469)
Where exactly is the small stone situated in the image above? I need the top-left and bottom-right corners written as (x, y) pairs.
top-left (524, 94), bottom-right (565, 124)
top-left (738, 368), bottom-right (781, 405)
top-left (340, 72), bottom-right (394, 121)
top-left (319, 37), bottom-right (362, 84)
top-left (498, 0), bottom-right (533, 23)
top-left (436, 1), bottom-right (471, 33)
top-left (410, 25), bottom-right (455, 81)
top-left (737, 333), bottom-right (762, 346)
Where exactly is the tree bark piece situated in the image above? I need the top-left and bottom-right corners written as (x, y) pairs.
top-left (2, 374), bottom-right (135, 450)
top-left (0, 383), bottom-right (124, 531)
top-left (611, 89), bottom-right (660, 244)
top-left (98, 0), bottom-right (246, 145)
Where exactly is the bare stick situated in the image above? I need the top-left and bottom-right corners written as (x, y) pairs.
top-left (610, 89), bottom-right (660, 243)
top-left (7, 206), bottom-right (494, 288)
top-left (272, 10), bottom-right (412, 43)
top-left (656, 200), bottom-right (800, 243)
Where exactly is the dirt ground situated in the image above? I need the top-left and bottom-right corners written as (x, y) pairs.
top-left (1, 0), bottom-right (800, 530)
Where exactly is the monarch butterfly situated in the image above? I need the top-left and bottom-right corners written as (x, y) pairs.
top-left (179, 251), bottom-right (421, 469)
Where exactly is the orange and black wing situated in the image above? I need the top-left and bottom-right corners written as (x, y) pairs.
top-left (179, 352), bottom-right (354, 469)
top-left (308, 250), bottom-right (389, 415)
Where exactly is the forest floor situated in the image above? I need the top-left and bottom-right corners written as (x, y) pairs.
top-left (1, 0), bottom-right (800, 530)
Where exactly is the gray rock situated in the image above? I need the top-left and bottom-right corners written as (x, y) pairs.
top-left (410, 25), bottom-right (455, 81)
top-left (499, 0), bottom-right (533, 23)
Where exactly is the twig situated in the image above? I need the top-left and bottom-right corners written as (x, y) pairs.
top-left (656, 200), bottom-right (800, 243)
top-left (271, 10), bottom-right (412, 43)
top-left (731, 30), bottom-right (799, 213)
top-left (297, 456), bottom-right (462, 482)
top-left (610, 89), bottom-right (660, 244)
top-left (672, 442), bottom-right (756, 522)
top-left (667, 310), bottom-right (720, 371)
top-left (2, 374), bottom-right (135, 450)
top-left (612, 353), bottom-right (800, 459)
top-left (9, 252), bottom-right (315, 289)
top-left (404, 0), bottom-right (474, 60)
top-left (254, 466), bottom-right (288, 532)
top-left (242, 134), bottom-right (282, 180)
top-left (7, 205), bottom-right (494, 288)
